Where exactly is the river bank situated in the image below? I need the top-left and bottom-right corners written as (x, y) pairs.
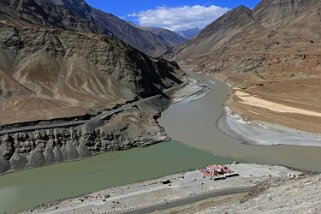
top-left (4, 71), bottom-right (321, 213)
top-left (0, 83), bottom-right (181, 175)
top-left (220, 107), bottom-right (321, 147)
top-left (158, 71), bottom-right (321, 172)
top-left (0, 141), bottom-right (237, 214)
top-left (226, 76), bottom-right (321, 134)
top-left (155, 171), bottom-right (321, 214)
top-left (23, 163), bottom-right (301, 214)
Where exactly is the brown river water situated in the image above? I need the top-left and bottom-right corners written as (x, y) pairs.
top-left (1, 72), bottom-right (321, 213)
top-left (159, 72), bottom-right (321, 172)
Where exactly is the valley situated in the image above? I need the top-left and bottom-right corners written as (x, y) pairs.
top-left (0, 0), bottom-right (185, 175)
top-left (173, 0), bottom-right (321, 134)
top-left (1, 71), bottom-right (321, 213)
top-left (1, 0), bottom-right (321, 213)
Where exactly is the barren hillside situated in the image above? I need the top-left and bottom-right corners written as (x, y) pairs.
top-left (173, 0), bottom-right (321, 133)
top-left (140, 27), bottom-right (187, 46)
top-left (0, 1), bottom-right (184, 125)
top-left (0, 0), bottom-right (173, 57)
top-left (200, 174), bottom-right (321, 214)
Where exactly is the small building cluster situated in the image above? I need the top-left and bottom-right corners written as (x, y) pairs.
top-left (199, 164), bottom-right (239, 180)
top-left (287, 172), bottom-right (300, 179)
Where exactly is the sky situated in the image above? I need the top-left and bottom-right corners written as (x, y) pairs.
top-left (86, 0), bottom-right (261, 31)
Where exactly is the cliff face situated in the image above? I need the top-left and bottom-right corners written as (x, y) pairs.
top-left (0, 0), bottom-right (173, 57)
top-left (0, 101), bottom-right (171, 174)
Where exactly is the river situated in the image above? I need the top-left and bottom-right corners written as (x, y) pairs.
top-left (159, 72), bottom-right (321, 171)
top-left (0, 146), bottom-right (235, 213)
top-left (2, 72), bottom-right (321, 213)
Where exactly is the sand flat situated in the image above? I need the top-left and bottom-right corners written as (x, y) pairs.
top-left (234, 90), bottom-right (321, 118)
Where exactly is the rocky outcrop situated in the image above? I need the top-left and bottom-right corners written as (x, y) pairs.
top-left (0, 100), bottom-right (171, 174)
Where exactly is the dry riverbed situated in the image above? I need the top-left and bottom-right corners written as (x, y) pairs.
top-left (23, 163), bottom-right (300, 214)
top-left (171, 76), bottom-right (209, 104)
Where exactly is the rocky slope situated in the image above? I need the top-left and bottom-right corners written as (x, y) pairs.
top-left (174, 0), bottom-right (321, 76)
top-left (172, 0), bottom-right (321, 133)
top-left (151, 173), bottom-right (321, 214)
top-left (176, 28), bottom-right (201, 39)
top-left (140, 27), bottom-right (187, 46)
top-left (0, 0), bottom-right (184, 173)
top-left (174, 6), bottom-right (262, 61)
top-left (0, 0), bottom-right (173, 57)
top-left (0, 5), bottom-right (184, 125)
top-left (0, 96), bottom-right (172, 174)
top-left (200, 174), bottom-right (321, 213)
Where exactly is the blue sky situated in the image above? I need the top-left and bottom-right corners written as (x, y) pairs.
top-left (86, 0), bottom-right (260, 31)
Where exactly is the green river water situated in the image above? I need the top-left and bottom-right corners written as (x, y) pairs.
top-left (2, 72), bottom-right (321, 213)
top-left (0, 141), bottom-right (236, 213)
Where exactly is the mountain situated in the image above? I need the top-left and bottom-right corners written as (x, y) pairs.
top-left (172, 0), bottom-right (321, 134)
top-left (173, 0), bottom-right (321, 78)
top-left (0, 0), bottom-right (172, 57)
top-left (140, 27), bottom-right (187, 46)
top-left (91, 11), bottom-right (172, 57)
top-left (176, 28), bottom-right (201, 39)
top-left (174, 6), bottom-right (261, 61)
top-left (0, 0), bottom-right (184, 125)
top-left (253, 0), bottom-right (319, 28)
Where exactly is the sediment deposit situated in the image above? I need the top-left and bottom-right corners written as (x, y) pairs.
top-left (0, 100), bottom-right (170, 174)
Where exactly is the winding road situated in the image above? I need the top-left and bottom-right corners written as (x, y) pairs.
top-left (0, 85), bottom-right (183, 136)
top-left (121, 186), bottom-right (252, 214)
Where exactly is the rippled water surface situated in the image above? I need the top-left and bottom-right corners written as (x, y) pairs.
top-left (159, 72), bottom-right (321, 172)
top-left (0, 141), bottom-right (235, 213)
top-left (2, 71), bottom-right (321, 213)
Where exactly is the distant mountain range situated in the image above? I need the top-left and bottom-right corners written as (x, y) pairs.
top-left (140, 27), bottom-right (187, 46)
top-left (176, 28), bottom-right (201, 39)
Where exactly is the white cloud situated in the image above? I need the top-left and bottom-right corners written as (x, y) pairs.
top-left (129, 5), bottom-right (230, 31)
